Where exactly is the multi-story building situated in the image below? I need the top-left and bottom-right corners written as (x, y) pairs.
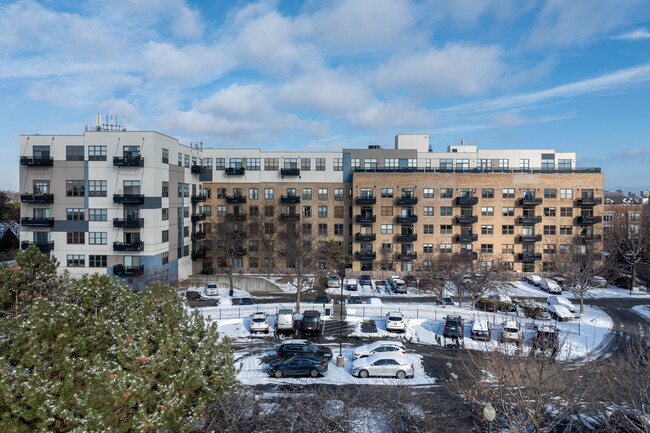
top-left (19, 120), bottom-right (205, 283)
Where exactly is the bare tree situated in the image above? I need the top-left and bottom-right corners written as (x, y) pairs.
top-left (416, 252), bottom-right (456, 308)
top-left (248, 213), bottom-right (281, 277)
top-left (550, 243), bottom-right (602, 314)
top-left (460, 253), bottom-right (512, 310)
top-left (207, 215), bottom-right (248, 296)
top-left (605, 211), bottom-right (649, 293)
top-left (277, 222), bottom-right (318, 314)
top-left (319, 240), bottom-right (352, 277)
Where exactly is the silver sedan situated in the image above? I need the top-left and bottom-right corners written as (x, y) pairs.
top-left (351, 353), bottom-right (414, 379)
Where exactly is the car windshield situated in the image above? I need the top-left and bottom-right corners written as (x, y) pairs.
top-left (328, 276), bottom-right (338, 280)
top-left (252, 318), bottom-right (266, 323)
top-left (388, 316), bottom-right (402, 321)
top-left (505, 327), bottom-right (518, 332)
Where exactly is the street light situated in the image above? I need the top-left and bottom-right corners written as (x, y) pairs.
top-left (483, 402), bottom-right (496, 433)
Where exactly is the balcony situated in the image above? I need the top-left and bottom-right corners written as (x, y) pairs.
top-left (226, 196), bottom-right (246, 204)
top-left (281, 195), bottom-right (301, 204)
top-left (518, 216), bottom-right (543, 224)
top-left (355, 251), bottom-right (376, 260)
top-left (113, 241), bottom-right (144, 251)
top-left (191, 213), bottom-right (206, 223)
top-left (21, 241), bottom-right (54, 253)
top-left (456, 197), bottom-right (479, 205)
top-left (191, 248), bottom-right (207, 260)
top-left (225, 167), bottom-right (245, 176)
top-left (577, 216), bottom-right (602, 225)
top-left (113, 194), bottom-right (145, 205)
top-left (397, 252), bottom-right (417, 261)
top-left (225, 213), bottom-right (247, 221)
top-left (20, 194), bottom-right (54, 203)
top-left (356, 215), bottom-right (376, 223)
top-left (520, 197), bottom-right (543, 206)
top-left (518, 234), bottom-right (542, 243)
top-left (21, 217), bottom-right (54, 227)
top-left (396, 233), bottom-right (417, 242)
top-left (456, 216), bottom-right (478, 224)
top-left (192, 231), bottom-right (206, 240)
top-left (576, 197), bottom-right (602, 206)
top-left (396, 215), bottom-right (417, 223)
top-left (519, 253), bottom-right (542, 262)
top-left (355, 233), bottom-right (376, 242)
top-left (192, 194), bottom-right (208, 203)
top-left (356, 197), bottom-right (376, 205)
top-left (456, 234), bottom-right (478, 242)
top-left (113, 156), bottom-right (144, 167)
top-left (280, 168), bottom-right (300, 176)
top-left (577, 234), bottom-right (602, 243)
top-left (191, 165), bottom-right (205, 174)
top-left (20, 156), bottom-right (53, 166)
top-left (113, 264), bottom-right (144, 277)
top-left (113, 218), bottom-right (144, 228)
top-left (396, 197), bottom-right (418, 205)
top-left (459, 251), bottom-right (479, 260)
top-left (280, 213), bottom-right (300, 221)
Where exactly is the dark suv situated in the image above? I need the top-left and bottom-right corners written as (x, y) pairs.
top-left (533, 325), bottom-right (558, 352)
top-left (301, 310), bottom-right (322, 333)
top-left (443, 316), bottom-right (465, 339)
top-left (276, 340), bottom-right (333, 361)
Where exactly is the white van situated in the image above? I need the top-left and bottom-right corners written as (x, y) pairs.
top-left (276, 309), bottom-right (295, 332)
top-left (540, 278), bottom-right (562, 294)
top-left (471, 320), bottom-right (491, 341)
top-left (547, 295), bottom-right (576, 313)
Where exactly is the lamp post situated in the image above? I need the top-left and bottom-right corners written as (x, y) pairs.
top-left (483, 402), bottom-right (496, 433)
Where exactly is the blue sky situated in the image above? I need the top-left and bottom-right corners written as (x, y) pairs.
top-left (1, 0), bottom-right (650, 191)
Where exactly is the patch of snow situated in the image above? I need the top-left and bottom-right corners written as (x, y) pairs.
top-left (632, 304), bottom-right (650, 322)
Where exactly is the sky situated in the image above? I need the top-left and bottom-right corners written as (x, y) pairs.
top-left (1, 0), bottom-right (650, 192)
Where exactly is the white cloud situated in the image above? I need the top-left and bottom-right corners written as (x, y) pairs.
top-left (349, 99), bottom-right (437, 131)
top-left (613, 27), bottom-right (650, 40)
top-left (143, 42), bottom-right (234, 84)
top-left (435, 0), bottom-right (535, 26)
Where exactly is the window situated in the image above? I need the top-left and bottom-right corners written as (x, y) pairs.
top-left (544, 244), bottom-right (556, 255)
top-left (424, 224), bottom-right (434, 234)
top-left (184, 245), bottom-right (190, 256)
top-left (363, 158), bottom-right (377, 169)
top-left (246, 158), bottom-right (260, 171)
top-left (334, 224), bottom-right (344, 235)
top-left (302, 188), bottom-right (312, 200)
top-left (243, 188), bottom-right (256, 200)
top-left (440, 244), bottom-right (452, 253)
top-left (248, 240), bottom-right (259, 252)
top-left (89, 232), bottom-right (107, 245)
top-left (215, 158), bottom-right (225, 170)
top-left (501, 188), bottom-right (514, 199)
top-left (558, 159), bottom-right (572, 170)
top-left (423, 243), bottom-right (434, 253)
top-left (423, 206), bottom-right (434, 216)
top-left (217, 188), bottom-right (226, 199)
top-left (264, 206), bottom-right (274, 217)
top-left (184, 154), bottom-right (190, 168)
top-left (125, 180), bottom-right (141, 196)
top-left (334, 189), bottom-right (344, 201)
top-left (283, 158), bottom-right (297, 169)
top-left (381, 188), bottom-right (394, 198)
top-left (502, 225), bottom-right (514, 235)
top-left (481, 244), bottom-right (493, 253)
top-left (481, 225), bottom-right (494, 235)
top-left (162, 252), bottom-right (169, 265)
top-left (440, 206), bottom-right (453, 216)
top-left (302, 206), bottom-right (312, 217)
top-left (177, 184), bottom-right (184, 198)
top-left (89, 209), bottom-right (106, 221)
top-left (33, 180), bottom-right (50, 194)
top-left (66, 146), bottom-right (84, 161)
top-left (162, 181), bottom-right (169, 198)
top-left (184, 226), bottom-right (190, 238)
top-left (89, 255), bottom-right (106, 267)
top-left (502, 207), bottom-right (514, 217)
top-left (316, 158), bottom-right (326, 171)
top-left (264, 188), bottom-right (274, 200)
top-left (318, 188), bottom-right (328, 200)
top-left (184, 207), bottom-right (190, 218)
top-left (381, 224), bottom-right (393, 234)
top-left (89, 145), bottom-right (106, 161)
top-left (544, 189), bottom-right (557, 199)
top-left (203, 157), bottom-right (212, 171)
top-left (519, 159), bottom-right (529, 170)
top-left (542, 158), bottom-right (554, 171)
top-left (544, 207), bottom-right (556, 217)
top-left (334, 206), bottom-right (344, 218)
top-left (439, 159), bottom-right (453, 170)
top-left (385, 158), bottom-right (398, 169)
top-left (499, 159), bottom-right (509, 169)
top-left (178, 152), bottom-right (183, 166)
top-left (87, 180), bottom-right (106, 197)
top-left (318, 206), bottom-right (327, 217)
top-left (381, 206), bottom-right (393, 216)
top-left (561, 207), bottom-right (573, 218)
top-left (67, 208), bottom-right (84, 221)
top-left (502, 244), bottom-right (514, 254)
top-left (302, 224), bottom-right (312, 235)
top-left (333, 158), bottom-right (343, 171)
top-left (318, 224), bottom-right (328, 236)
top-left (162, 230), bottom-right (169, 243)
top-left (480, 188), bottom-right (494, 199)
top-left (67, 255), bottom-right (85, 267)
top-left (560, 189), bottom-right (573, 199)
top-left (456, 159), bottom-right (470, 171)
top-left (423, 188), bottom-right (434, 198)
top-left (248, 206), bottom-right (257, 217)
top-left (440, 188), bottom-right (453, 198)
top-left (264, 158), bottom-right (279, 170)
top-left (67, 232), bottom-right (85, 244)
top-left (162, 208), bottom-right (169, 220)
top-left (481, 206), bottom-right (494, 216)
top-left (440, 225), bottom-right (453, 235)
top-left (544, 225), bottom-right (556, 235)
top-left (560, 226), bottom-right (572, 236)
top-left (350, 158), bottom-right (361, 169)
top-left (65, 180), bottom-right (84, 197)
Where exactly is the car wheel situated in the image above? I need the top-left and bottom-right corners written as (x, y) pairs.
top-left (396, 370), bottom-right (406, 379)
top-left (359, 370), bottom-right (369, 378)
top-left (274, 370), bottom-right (283, 378)
top-left (309, 368), bottom-right (319, 378)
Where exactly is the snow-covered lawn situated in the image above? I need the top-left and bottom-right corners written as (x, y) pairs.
top-left (503, 279), bottom-right (650, 299)
top-left (632, 304), bottom-right (650, 322)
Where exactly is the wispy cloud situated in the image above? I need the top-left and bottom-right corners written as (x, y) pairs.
top-left (613, 148), bottom-right (650, 159)
top-left (613, 27), bottom-right (650, 40)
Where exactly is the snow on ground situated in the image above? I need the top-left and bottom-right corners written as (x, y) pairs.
top-left (632, 304), bottom-right (650, 322)
top-left (502, 280), bottom-right (650, 300)
top-left (186, 286), bottom-right (252, 299)
top-left (327, 278), bottom-right (452, 298)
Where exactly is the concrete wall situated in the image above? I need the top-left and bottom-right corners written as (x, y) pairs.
top-left (182, 275), bottom-right (283, 293)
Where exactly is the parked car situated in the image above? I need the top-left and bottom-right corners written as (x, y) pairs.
top-left (353, 340), bottom-right (407, 359)
top-left (403, 275), bottom-right (418, 287)
top-left (276, 309), bottom-right (295, 332)
top-left (205, 281), bottom-right (219, 296)
top-left (385, 312), bottom-right (406, 332)
top-left (526, 275), bottom-right (543, 286)
top-left (443, 316), bottom-right (464, 339)
top-left (314, 295), bottom-right (329, 304)
top-left (327, 274), bottom-right (342, 288)
top-left (519, 299), bottom-right (551, 320)
top-left (367, 297), bottom-right (382, 305)
top-left (360, 275), bottom-right (372, 285)
top-left (185, 290), bottom-right (201, 301)
top-left (532, 325), bottom-right (558, 351)
top-left (492, 294), bottom-right (515, 312)
top-left (240, 298), bottom-right (254, 305)
top-left (388, 275), bottom-right (401, 287)
top-left (501, 321), bottom-right (523, 345)
top-left (348, 296), bottom-right (362, 304)
top-left (392, 279), bottom-right (407, 294)
top-left (591, 276), bottom-right (608, 288)
top-left (351, 353), bottom-right (414, 379)
top-left (250, 312), bottom-right (269, 333)
top-left (443, 297), bottom-right (455, 306)
top-left (546, 304), bottom-right (575, 322)
top-left (269, 355), bottom-right (328, 378)
top-left (301, 310), bottom-right (322, 333)
top-left (471, 320), bottom-right (491, 341)
top-left (345, 281), bottom-right (358, 291)
top-left (276, 339), bottom-right (333, 361)
top-left (547, 295), bottom-right (576, 313)
top-left (540, 278), bottom-right (562, 294)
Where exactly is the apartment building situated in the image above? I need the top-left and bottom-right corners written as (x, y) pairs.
top-left (19, 123), bottom-right (204, 283)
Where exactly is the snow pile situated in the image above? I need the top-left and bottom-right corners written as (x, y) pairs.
top-left (632, 305), bottom-right (650, 322)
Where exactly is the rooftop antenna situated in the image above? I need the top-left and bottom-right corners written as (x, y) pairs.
top-left (460, 139), bottom-right (464, 145)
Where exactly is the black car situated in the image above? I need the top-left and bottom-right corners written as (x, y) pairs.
top-left (240, 298), bottom-right (253, 305)
top-left (348, 296), bottom-right (362, 304)
top-left (314, 295), bottom-right (329, 303)
top-left (301, 310), bottom-right (322, 333)
top-left (185, 291), bottom-right (201, 301)
top-left (533, 326), bottom-right (559, 351)
top-left (269, 355), bottom-right (328, 378)
top-left (443, 315), bottom-right (464, 339)
top-left (276, 340), bottom-right (333, 361)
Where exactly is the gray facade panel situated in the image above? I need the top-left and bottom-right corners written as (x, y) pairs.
top-left (143, 197), bottom-right (162, 209)
top-left (52, 220), bottom-right (89, 232)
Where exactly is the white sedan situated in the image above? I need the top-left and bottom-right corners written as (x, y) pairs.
top-left (351, 353), bottom-right (414, 379)
top-left (353, 340), bottom-right (407, 360)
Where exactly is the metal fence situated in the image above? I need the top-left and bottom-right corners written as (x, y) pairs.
top-left (198, 303), bottom-right (334, 320)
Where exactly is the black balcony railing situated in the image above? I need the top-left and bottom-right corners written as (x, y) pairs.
top-left (225, 167), bottom-right (245, 175)
top-left (225, 213), bottom-right (247, 221)
top-left (518, 234), bottom-right (542, 243)
top-left (113, 194), bottom-right (145, 204)
top-left (281, 195), bottom-right (301, 204)
top-left (191, 194), bottom-right (208, 203)
top-left (113, 264), bottom-right (144, 277)
top-left (20, 156), bottom-right (53, 166)
top-left (518, 216), bottom-right (543, 224)
top-left (456, 216), bottom-right (478, 224)
top-left (356, 215), bottom-right (376, 223)
top-left (355, 197), bottom-right (376, 205)
top-left (113, 156), bottom-right (144, 167)
top-left (20, 194), bottom-right (54, 203)
top-left (396, 234), bottom-right (417, 242)
top-left (191, 248), bottom-right (207, 260)
top-left (456, 234), bottom-right (478, 242)
top-left (577, 216), bottom-right (602, 225)
top-left (192, 231), bottom-right (206, 240)
top-left (353, 167), bottom-right (602, 174)
top-left (355, 251), bottom-right (376, 260)
top-left (456, 197), bottom-right (479, 205)
top-left (21, 217), bottom-right (54, 227)
top-left (226, 196), bottom-right (246, 204)
top-left (577, 234), bottom-right (602, 243)
top-left (355, 233), bottom-right (376, 242)
top-left (396, 215), bottom-right (418, 223)
top-left (191, 165), bottom-right (205, 174)
top-left (519, 253), bottom-right (542, 262)
top-left (191, 213), bottom-right (206, 223)
top-left (576, 197), bottom-right (602, 206)
top-left (113, 241), bottom-right (144, 251)
top-left (113, 218), bottom-right (144, 228)
top-left (21, 241), bottom-right (54, 253)
top-left (520, 197), bottom-right (543, 206)
top-left (280, 213), bottom-right (300, 221)
top-left (396, 197), bottom-right (418, 205)
top-left (280, 168), bottom-right (300, 176)
top-left (397, 252), bottom-right (417, 261)
top-left (459, 251), bottom-right (479, 260)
